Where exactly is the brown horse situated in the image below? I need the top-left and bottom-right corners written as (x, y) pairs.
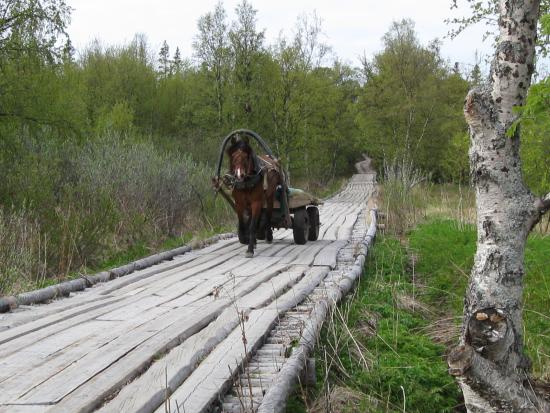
top-left (227, 138), bottom-right (282, 257)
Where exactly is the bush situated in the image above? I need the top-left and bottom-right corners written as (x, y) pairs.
top-left (0, 131), bottom-right (233, 292)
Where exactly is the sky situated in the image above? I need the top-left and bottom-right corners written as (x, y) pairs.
top-left (66, 0), bottom-right (496, 72)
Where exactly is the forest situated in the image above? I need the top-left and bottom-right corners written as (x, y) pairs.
top-left (0, 0), bottom-right (548, 293)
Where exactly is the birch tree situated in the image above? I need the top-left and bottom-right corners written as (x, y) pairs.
top-left (193, 1), bottom-right (229, 127)
top-left (447, 1), bottom-right (550, 411)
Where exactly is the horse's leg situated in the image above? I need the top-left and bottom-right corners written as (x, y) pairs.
top-left (234, 195), bottom-right (247, 245)
top-left (246, 195), bottom-right (262, 258)
top-left (238, 215), bottom-right (247, 244)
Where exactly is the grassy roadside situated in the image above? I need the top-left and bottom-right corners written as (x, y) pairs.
top-left (289, 183), bottom-right (549, 412)
top-left (12, 225), bottom-right (234, 294)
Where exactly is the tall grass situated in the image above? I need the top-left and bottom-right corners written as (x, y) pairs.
top-left (0, 209), bottom-right (47, 293)
top-left (381, 157), bottom-right (428, 235)
top-left (381, 156), bottom-right (477, 236)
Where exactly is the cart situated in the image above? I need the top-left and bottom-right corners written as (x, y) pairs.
top-left (213, 129), bottom-right (321, 245)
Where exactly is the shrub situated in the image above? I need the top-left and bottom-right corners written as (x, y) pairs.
top-left (0, 131), bottom-right (233, 290)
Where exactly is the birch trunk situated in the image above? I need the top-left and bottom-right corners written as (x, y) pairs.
top-left (447, 1), bottom-right (550, 412)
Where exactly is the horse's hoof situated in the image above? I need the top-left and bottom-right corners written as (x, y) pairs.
top-left (245, 251), bottom-right (254, 258)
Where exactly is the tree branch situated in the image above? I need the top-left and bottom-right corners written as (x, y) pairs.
top-left (448, 344), bottom-right (550, 412)
top-left (529, 192), bottom-right (550, 231)
top-left (535, 192), bottom-right (550, 215)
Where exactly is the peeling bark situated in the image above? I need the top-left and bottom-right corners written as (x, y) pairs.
top-left (449, 1), bottom-right (550, 411)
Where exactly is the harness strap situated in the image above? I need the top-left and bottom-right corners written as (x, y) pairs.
top-left (232, 173), bottom-right (263, 189)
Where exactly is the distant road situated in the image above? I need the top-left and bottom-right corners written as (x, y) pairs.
top-left (355, 153), bottom-right (374, 174)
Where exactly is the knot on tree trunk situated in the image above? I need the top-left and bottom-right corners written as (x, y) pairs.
top-left (467, 308), bottom-right (509, 359)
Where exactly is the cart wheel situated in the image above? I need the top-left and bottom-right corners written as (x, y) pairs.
top-left (307, 206), bottom-right (320, 241)
top-left (292, 208), bottom-right (309, 245)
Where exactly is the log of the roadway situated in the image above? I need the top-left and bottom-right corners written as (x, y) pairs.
top-left (0, 173), bottom-right (377, 413)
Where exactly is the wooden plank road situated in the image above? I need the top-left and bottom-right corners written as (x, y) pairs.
top-left (0, 173), bottom-right (376, 413)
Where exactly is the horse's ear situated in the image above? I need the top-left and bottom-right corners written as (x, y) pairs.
top-left (241, 135), bottom-right (250, 146)
top-left (226, 137), bottom-right (236, 155)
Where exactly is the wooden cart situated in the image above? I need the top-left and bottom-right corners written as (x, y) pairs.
top-left (213, 129), bottom-right (321, 245)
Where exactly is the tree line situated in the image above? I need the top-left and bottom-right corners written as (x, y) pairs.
top-left (0, 1), bottom-right (476, 181)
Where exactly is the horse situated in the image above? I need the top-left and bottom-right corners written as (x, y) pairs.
top-left (226, 137), bottom-right (283, 257)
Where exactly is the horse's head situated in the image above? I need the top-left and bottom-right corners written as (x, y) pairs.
top-left (227, 138), bottom-right (255, 182)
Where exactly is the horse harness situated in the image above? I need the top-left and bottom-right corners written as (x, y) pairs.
top-left (224, 154), bottom-right (280, 191)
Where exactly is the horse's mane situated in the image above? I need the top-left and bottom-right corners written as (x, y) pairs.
top-left (227, 138), bottom-right (253, 157)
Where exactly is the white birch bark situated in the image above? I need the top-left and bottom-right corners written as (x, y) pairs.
top-left (447, 1), bottom-right (550, 412)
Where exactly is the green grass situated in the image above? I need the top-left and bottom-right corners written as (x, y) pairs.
top-left (294, 219), bottom-right (549, 412)
top-left (409, 220), bottom-right (550, 379)
top-left (518, 234), bottom-right (550, 379)
top-left (295, 235), bottom-right (462, 412)
top-left (408, 220), bottom-right (476, 314)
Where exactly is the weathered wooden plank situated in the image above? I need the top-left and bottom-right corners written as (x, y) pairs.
top-left (317, 204), bottom-right (346, 239)
top-left (312, 240), bottom-right (348, 269)
top-left (0, 319), bottom-right (111, 386)
top-left (96, 252), bottom-right (203, 295)
top-left (191, 237), bottom-right (239, 255)
top-left (273, 229), bottom-right (292, 240)
top-left (39, 265), bottom-right (311, 413)
top-left (42, 299), bottom-right (229, 413)
top-left (104, 247), bottom-right (242, 297)
top-left (158, 262), bottom-right (292, 310)
top-left (159, 266), bottom-right (329, 413)
top-left (279, 241), bottom-right (329, 266)
top-left (0, 405), bottom-right (48, 413)
top-left (0, 249), bottom-right (239, 350)
top-left (0, 291), bottom-right (115, 331)
top-left (321, 204), bottom-right (355, 240)
top-left (0, 253), bottom-right (247, 367)
top-left (272, 243), bottom-right (300, 257)
top-left (254, 241), bottom-right (290, 257)
top-left (151, 256), bottom-right (248, 298)
top-left (336, 206), bottom-right (362, 240)
top-left (156, 307), bottom-right (275, 413)
top-left (0, 305), bottom-right (171, 403)
top-left (16, 304), bottom-right (209, 405)
top-left (235, 266), bottom-right (307, 310)
top-left (0, 294), bottom-right (124, 350)
top-left (98, 266), bottom-right (308, 413)
top-left (224, 256), bottom-right (281, 279)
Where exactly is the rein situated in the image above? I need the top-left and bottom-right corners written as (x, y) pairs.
top-left (230, 173), bottom-right (263, 190)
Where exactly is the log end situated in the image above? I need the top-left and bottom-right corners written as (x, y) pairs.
top-left (448, 344), bottom-right (474, 376)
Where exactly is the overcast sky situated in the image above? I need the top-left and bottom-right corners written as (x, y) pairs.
top-left (67, 0), bottom-right (496, 71)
